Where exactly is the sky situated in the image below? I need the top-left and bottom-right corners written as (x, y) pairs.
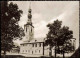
top-left (9, 1), bottom-right (79, 49)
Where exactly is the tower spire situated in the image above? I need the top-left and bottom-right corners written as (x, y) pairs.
top-left (27, 2), bottom-right (32, 25)
top-left (24, 2), bottom-right (34, 42)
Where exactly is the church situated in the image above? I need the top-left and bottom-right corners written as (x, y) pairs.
top-left (20, 5), bottom-right (45, 56)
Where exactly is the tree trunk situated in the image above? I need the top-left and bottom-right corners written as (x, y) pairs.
top-left (55, 46), bottom-right (56, 58)
top-left (49, 46), bottom-right (52, 57)
top-left (3, 50), bottom-right (6, 58)
top-left (63, 51), bottom-right (65, 58)
top-left (43, 42), bottom-right (44, 55)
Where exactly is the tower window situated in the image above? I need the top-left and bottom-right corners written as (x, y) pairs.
top-left (31, 28), bottom-right (32, 32)
top-left (26, 28), bottom-right (27, 32)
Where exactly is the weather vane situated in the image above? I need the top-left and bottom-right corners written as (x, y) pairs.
top-left (29, 1), bottom-right (31, 9)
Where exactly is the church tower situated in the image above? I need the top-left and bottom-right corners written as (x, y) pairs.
top-left (24, 3), bottom-right (34, 41)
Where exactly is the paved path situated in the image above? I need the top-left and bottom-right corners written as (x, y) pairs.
top-left (6, 53), bottom-right (44, 57)
top-left (6, 52), bottom-right (75, 57)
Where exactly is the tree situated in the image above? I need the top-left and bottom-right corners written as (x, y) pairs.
top-left (57, 26), bottom-right (73, 58)
top-left (45, 19), bottom-right (62, 57)
top-left (45, 19), bottom-right (73, 58)
top-left (1, 1), bottom-right (24, 57)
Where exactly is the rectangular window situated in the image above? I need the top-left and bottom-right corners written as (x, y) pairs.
top-left (39, 43), bottom-right (41, 47)
top-left (33, 44), bottom-right (34, 47)
top-left (32, 51), bottom-right (33, 54)
top-left (39, 50), bottom-right (40, 53)
top-left (35, 44), bottom-right (37, 47)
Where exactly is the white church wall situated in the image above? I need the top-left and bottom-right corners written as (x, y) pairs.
top-left (20, 42), bottom-right (44, 55)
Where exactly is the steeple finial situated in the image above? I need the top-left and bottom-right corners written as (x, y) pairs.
top-left (29, 2), bottom-right (31, 9)
top-left (28, 2), bottom-right (31, 13)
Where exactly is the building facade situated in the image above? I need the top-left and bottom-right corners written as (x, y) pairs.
top-left (20, 42), bottom-right (44, 55)
top-left (69, 38), bottom-right (76, 51)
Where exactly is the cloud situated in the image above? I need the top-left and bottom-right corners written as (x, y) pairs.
top-left (18, 14), bottom-right (28, 28)
top-left (14, 1), bottom-right (79, 49)
top-left (34, 21), bottom-right (48, 38)
top-left (13, 39), bottom-right (23, 46)
top-left (33, 13), bottom-right (42, 19)
top-left (32, 13), bottom-right (44, 24)
top-left (45, 2), bottom-right (79, 49)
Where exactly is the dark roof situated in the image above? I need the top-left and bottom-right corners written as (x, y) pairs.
top-left (24, 23), bottom-right (34, 28)
top-left (70, 47), bottom-right (80, 58)
top-left (20, 42), bottom-right (44, 45)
